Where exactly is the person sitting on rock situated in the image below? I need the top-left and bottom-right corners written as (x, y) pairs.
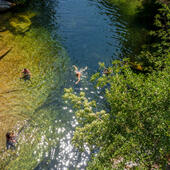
top-left (20, 68), bottom-right (31, 81)
top-left (6, 132), bottom-right (16, 150)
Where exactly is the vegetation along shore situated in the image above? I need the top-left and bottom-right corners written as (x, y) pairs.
top-left (64, 0), bottom-right (170, 169)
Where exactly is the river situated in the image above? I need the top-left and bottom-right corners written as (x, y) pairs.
top-left (0, 0), bottom-right (144, 169)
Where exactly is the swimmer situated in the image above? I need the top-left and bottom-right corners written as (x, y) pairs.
top-left (73, 65), bottom-right (87, 84)
top-left (20, 68), bottom-right (31, 81)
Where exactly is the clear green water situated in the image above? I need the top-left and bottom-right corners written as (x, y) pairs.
top-left (0, 0), bottom-right (146, 169)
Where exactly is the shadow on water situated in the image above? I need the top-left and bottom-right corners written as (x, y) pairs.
top-left (32, 0), bottom-right (130, 169)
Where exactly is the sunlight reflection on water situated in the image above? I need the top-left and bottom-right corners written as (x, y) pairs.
top-left (55, 130), bottom-right (89, 169)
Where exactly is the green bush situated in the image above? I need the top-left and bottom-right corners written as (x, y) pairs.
top-left (63, 2), bottom-right (170, 169)
top-left (139, 2), bottom-right (170, 71)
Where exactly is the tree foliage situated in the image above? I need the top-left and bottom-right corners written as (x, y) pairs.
top-left (63, 2), bottom-right (170, 169)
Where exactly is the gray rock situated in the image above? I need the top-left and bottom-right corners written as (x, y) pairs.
top-left (0, 46), bottom-right (12, 60)
top-left (0, 0), bottom-right (15, 12)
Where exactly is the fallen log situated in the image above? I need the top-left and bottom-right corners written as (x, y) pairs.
top-left (0, 47), bottom-right (12, 60)
top-left (0, 26), bottom-right (7, 32)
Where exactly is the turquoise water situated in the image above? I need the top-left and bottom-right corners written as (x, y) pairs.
top-left (0, 0), bottom-right (144, 169)
top-left (33, 0), bottom-right (128, 69)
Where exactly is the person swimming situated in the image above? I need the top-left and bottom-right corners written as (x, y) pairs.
top-left (73, 65), bottom-right (87, 84)
top-left (20, 68), bottom-right (31, 81)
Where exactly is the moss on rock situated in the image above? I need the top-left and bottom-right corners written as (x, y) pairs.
top-left (9, 12), bottom-right (36, 33)
top-left (109, 0), bottom-right (143, 16)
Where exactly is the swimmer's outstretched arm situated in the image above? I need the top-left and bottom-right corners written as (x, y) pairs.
top-left (73, 65), bottom-right (78, 71)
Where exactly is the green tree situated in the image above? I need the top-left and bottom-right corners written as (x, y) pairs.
top-left (64, 60), bottom-right (169, 169)
top-left (63, 2), bottom-right (170, 169)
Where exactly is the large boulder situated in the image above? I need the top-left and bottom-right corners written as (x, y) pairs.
top-left (0, 12), bottom-right (12, 32)
top-left (0, 0), bottom-right (15, 12)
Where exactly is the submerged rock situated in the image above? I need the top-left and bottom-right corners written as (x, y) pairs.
top-left (0, 0), bottom-right (15, 12)
top-left (9, 12), bottom-right (36, 33)
top-left (9, 15), bottom-right (32, 33)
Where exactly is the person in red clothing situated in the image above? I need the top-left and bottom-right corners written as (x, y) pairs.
top-left (20, 68), bottom-right (31, 81)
